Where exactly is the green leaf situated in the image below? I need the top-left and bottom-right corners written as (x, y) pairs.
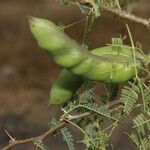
top-left (111, 37), bottom-right (123, 46)
top-left (142, 84), bottom-right (150, 114)
top-left (104, 83), bottom-right (119, 101)
top-left (127, 0), bottom-right (139, 13)
top-left (133, 114), bottom-right (150, 136)
top-left (83, 123), bottom-right (109, 149)
top-left (120, 81), bottom-right (140, 114)
top-left (100, 95), bottom-right (109, 103)
top-left (76, 2), bottom-right (91, 15)
top-left (48, 117), bottom-right (58, 127)
top-left (79, 102), bottom-right (118, 121)
top-left (33, 138), bottom-right (48, 150)
top-left (61, 127), bottom-right (75, 150)
top-left (58, 0), bottom-right (70, 5)
top-left (92, 0), bottom-right (101, 17)
top-left (58, 21), bottom-right (65, 31)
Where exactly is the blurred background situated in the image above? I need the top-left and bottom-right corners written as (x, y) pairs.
top-left (0, 0), bottom-right (149, 149)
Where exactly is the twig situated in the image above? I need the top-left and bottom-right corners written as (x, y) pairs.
top-left (2, 122), bottom-right (66, 150)
top-left (2, 112), bottom-right (90, 150)
top-left (78, 0), bottom-right (150, 30)
top-left (107, 100), bottom-right (123, 109)
top-left (101, 4), bottom-right (150, 30)
top-left (2, 100), bottom-right (121, 150)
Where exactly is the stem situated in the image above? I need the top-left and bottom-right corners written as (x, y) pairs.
top-left (63, 18), bottom-right (86, 29)
top-left (126, 24), bottom-right (146, 112)
top-left (63, 118), bottom-right (86, 134)
top-left (2, 112), bottom-right (90, 150)
top-left (2, 122), bottom-right (66, 150)
top-left (76, 0), bottom-right (150, 30)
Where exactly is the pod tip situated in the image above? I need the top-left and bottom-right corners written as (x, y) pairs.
top-left (28, 16), bottom-right (37, 23)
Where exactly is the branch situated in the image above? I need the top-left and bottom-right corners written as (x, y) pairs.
top-left (2, 122), bottom-right (65, 150)
top-left (2, 99), bottom-right (121, 150)
top-left (79, 0), bottom-right (150, 30)
top-left (101, 4), bottom-right (150, 30)
top-left (2, 112), bottom-right (90, 150)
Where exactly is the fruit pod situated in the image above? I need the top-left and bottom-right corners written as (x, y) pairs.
top-left (49, 69), bottom-right (84, 105)
top-left (49, 46), bottom-right (145, 105)
top-left (29, 17), bottom-right (88, 68)
top-left (29, 17), bottom-right (148, 83)
top-left (84, 46), bottom-right (145, 82)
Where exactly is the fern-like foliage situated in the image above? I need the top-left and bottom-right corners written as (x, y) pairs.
top-left (63, 81), bottom-right (95, 113)
top-left (49, 117), bottom-right (75, 150)
top-left (102, 82), bottom-right (119, 102)
top-left (77, 83), bottom-right (118, 121)
top-left (49, 117), bottom-right (58, 126)
top-left (127, 113), bottom-right (150, 150)
top-left (61, 127), bottom-right (75, 150)
top-left (132, 114), bottom-right (150, 136)
top-left (111, 37), bottom-right (123, 46)
top-left (120, 81), bottom-right (140, 114)
top-left (79, 102), bottom-right (118, 121)
top-left (64, 86), bottom-right (118, 121)
top-left (127, 132), bottom-right (150, 150)
top-left (142, 84), bottom-right (150, 114)
top-left (83, 123), bottom-right (109, 150)
top-left (33, 138), bottom-right (48, 150)
top-left (49, 78), bottom-right (149, 150)
top-left (79, 87), bottom-right (95, 104)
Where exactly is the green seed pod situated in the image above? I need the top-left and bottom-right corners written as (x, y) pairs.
top-left (49, 46), bottom-right (145, 105)
top-left (86, 46), bottom-right (145, 82)
top-left (49, 69), bottom-right (84, 105)
top-left (90, 45), bottom-right (145, 60)
top-left (29, 17), bottom-right (148, 84)
top-left (29, 17), bottom-right (88, 68)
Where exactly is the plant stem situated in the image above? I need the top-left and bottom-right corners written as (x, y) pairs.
top-left (76, 0), bottom-right (150, 30)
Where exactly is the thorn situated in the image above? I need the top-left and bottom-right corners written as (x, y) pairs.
top-left (61, 107), bottom-right (67, 113)
top-left (4, 129), bottom-right (15, 143)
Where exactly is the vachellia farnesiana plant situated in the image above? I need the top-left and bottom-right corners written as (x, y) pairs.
top-left (28, 0), bottom-right (150, 149)
top-left (3, 1), bottom-right (149, 150)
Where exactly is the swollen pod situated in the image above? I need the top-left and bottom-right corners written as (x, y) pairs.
top-left (29, 17), bottom-right (149, 105)
top-left (29, 17), bottom-right (147, 83)
top-left (29, 17), bottom-right (88, 68)
top-left (49, 69), bottom-right (84, 105)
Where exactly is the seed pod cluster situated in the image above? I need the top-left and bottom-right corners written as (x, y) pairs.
top-left (29, 17), bottom-right (149, 105)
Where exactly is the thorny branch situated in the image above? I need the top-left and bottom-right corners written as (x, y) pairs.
top-left (2, 100), bottom-right (121, 150)
top-left (78, 0), bottom-right (150, 30)
top-left (2, 122), bottom-right (66, 150)
top-left (101, 4), bottom-right (150, 30)
top-left (2, 113), bottom-right (89, 150)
